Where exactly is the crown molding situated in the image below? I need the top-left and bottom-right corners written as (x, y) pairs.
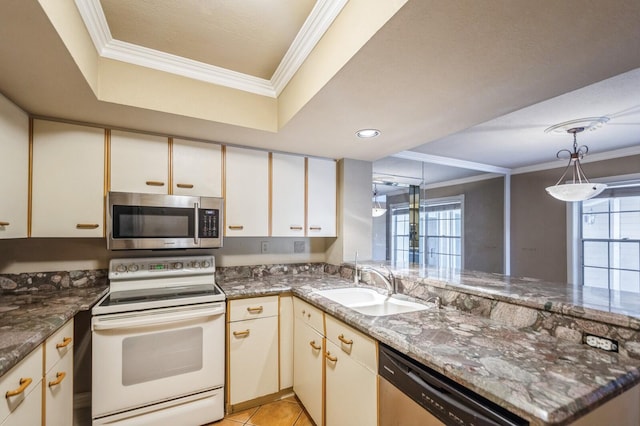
top-left (102, 39), bottom-right (276, 97)
top-left (271, 0), bottom-right (349, 96)
top-left (74, 0), bottom-right (111, 49)
top-left (74, 0), bottom-right (348, 98)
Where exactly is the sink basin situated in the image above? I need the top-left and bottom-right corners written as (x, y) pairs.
top-left (313, 287), bottom-right (430, 316)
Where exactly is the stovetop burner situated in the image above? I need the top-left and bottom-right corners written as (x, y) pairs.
top-left (93, 255), bottom-right (226, 315)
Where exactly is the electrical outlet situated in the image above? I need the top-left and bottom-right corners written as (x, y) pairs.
top-left (260, 241), bottom-right (269, 254)
top-left (294, 241), bottom-right (305, 253)
top-left (583, 333), bottom-right (618, 352)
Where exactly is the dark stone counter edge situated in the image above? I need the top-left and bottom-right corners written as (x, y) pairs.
top-left (221, 283), bottom-right (640, 426)
top-left (0, 286), bottom-right (109, 378)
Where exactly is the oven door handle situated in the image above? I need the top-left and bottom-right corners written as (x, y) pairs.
top-left (93, 305), bottom-right (225, 331)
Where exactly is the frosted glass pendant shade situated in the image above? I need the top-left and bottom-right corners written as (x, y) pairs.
top-left (545, 183), bottom-right (607, 202)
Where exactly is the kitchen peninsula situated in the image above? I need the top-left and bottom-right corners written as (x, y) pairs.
top-left (219, 262), bottom-right (640, 426)
top-left (2, 263), bottom-right (640, 425)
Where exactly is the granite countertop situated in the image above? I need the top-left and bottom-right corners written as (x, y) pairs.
top-left (0, 285), bottom-right (108, 377)
top-left (374, 262), bottom-right (640, 327)
top-left (220, 272), bottom-right (640, 426)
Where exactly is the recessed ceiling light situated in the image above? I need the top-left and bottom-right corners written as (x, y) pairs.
top-left (356, 128), bottom-right (381, 138)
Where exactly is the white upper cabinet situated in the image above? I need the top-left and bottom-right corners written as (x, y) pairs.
top-left (271, 153), bottom-right (305, 237)
top-left (110, 130), bottom-right (169, 194)
top-left (31, 120), bottom-right (105, 238)
top-left (307, 158), bottom-right (337, 237)
top-left (172, 139), bottom-right (222, 197)
top-left (225, 146), bottom-right (269, 236)
top-left (0, 94), bottom-right (28, 239)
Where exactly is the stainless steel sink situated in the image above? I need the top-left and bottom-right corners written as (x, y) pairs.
top-left (313, 287), bottom-right (431, 316)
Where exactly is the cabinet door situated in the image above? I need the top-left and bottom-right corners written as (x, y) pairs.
top-left (225, 146), bottom-right (269, 236)
top-left (279, 295), bottom-right (293, 390)
top-left (110, 130), bottom-right (168, 194)
top-left (0, 94), bottom-right (28, 239)
top-left (172, 139), bottom-right (222, 197)
top-left (1, 345), bottom-right (42, 425)
top-left (228, 316), bottom-right (278, 405)
top-left (325, 339), bottom-right (377, 426)
top-left (272, 153), bottom-right (305, 236)
top-left (32, 120), bottom-right (105, 237)
top-left (293, 320), bottom-right (323, 426)
top-left (307, 158), bottom-right (336, 237)
top-left (1, 382), bottom-right (42, 426)
top-left (44, 350), bottom-right (73, 426)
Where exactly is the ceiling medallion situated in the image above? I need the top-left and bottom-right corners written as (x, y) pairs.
top-left (544, 116), bottom-right (610, 134)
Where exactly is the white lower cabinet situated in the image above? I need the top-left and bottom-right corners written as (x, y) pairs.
top-left (292, 297), bottom-right (378, 426)
top-left (279, 295), bottom-right (294, 390)
top-left (0, 346), bottom-right (43, 426)
top-left (227, 296), bottom-right (279, 408)
top-left (44, 319), bottom-right (74, 426)
top-left (293, 300), bottom-right (324, 426)
top-left (0, 319), bottom-right (74, 426)
top-left (324, 316), bottom-right (377, 426)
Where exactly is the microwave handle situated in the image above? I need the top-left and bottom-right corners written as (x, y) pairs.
top-left (194, 202), bottom-right (199, 245)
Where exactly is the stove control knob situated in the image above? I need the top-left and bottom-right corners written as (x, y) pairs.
top-left (115, 264), bottom-right (126, 273)
top-left (173, 262), bottom-right (183, 270)
top-left (202, 260), bottom-right (211, 268)
top-left (192, 261), bottom-right (200, 268)
top-left (127, 264), bottom-right (139, 272)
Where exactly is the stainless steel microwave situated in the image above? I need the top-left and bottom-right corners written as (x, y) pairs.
top-left (107, 192), bottom-right (223, 250)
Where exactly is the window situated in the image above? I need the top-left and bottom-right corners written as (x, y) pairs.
top-left (423, 198), bottom-right (463, 269)
top-left (390, 205), bottom-right (410, 264)
top-left (581, 192), bottom-right (640, 292)
top-left (389, 196), bottom-right (463, 267)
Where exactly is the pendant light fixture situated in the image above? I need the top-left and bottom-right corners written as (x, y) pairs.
top-left (545, 127), bottom-right (607, 202)
top-left (372, 184), bottom-right (387, 217)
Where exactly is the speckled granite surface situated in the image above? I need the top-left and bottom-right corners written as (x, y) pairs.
top-left (220, 272), bottom-right (640, 426)
top-left (338, 263), bottom-right (640, 360)
top-left (0, 272), bottom-right (108, 378)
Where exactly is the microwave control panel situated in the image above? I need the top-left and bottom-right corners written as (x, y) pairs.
top-left (199, 209), bottom-right (219, 238)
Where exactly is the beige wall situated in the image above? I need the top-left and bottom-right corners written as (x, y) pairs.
top-left (0, 237), bottom-right (330, 274)
top-left (511, 154), bottom-right (640, 282)
top-left (327, 158), bottom-right (373, 265)
top-left (426, 177), bottom-right (505, 274)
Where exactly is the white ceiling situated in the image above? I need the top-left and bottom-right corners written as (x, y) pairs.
top-left (378, 68), bottom-right (640, 185)
top-left (0, 0), bottom-right (639, 183)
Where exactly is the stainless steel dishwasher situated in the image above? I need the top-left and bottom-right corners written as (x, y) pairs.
top-left (378, 343), bottom-right (529, 426)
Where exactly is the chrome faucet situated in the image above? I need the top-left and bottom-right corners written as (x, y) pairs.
top-left (353, 251), bottom-right (359, 285)
top-left (359, 265), bottom-right (396, 295)
top-left (425, 296), bottom-right (441, 309)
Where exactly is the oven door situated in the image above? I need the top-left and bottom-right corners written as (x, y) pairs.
top-left (91, 302), bottom-right (225, 419)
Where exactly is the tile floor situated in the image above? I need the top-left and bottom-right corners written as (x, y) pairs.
top-left (207, 396), bottom-right (314, 426)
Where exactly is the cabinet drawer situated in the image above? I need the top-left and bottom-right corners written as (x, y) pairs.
top-left (0, 345), bottom-right (43, 423)
top-left (325, 314), bottom-right (376, 372)
top-left (293, 297), bottom-right (324, 334)
top-left (45, 319), bottom-right (74, 373)
top-left (229, 296), bottom-right (278, 322)
top-left (45, 350), bottom-right (73, 426)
